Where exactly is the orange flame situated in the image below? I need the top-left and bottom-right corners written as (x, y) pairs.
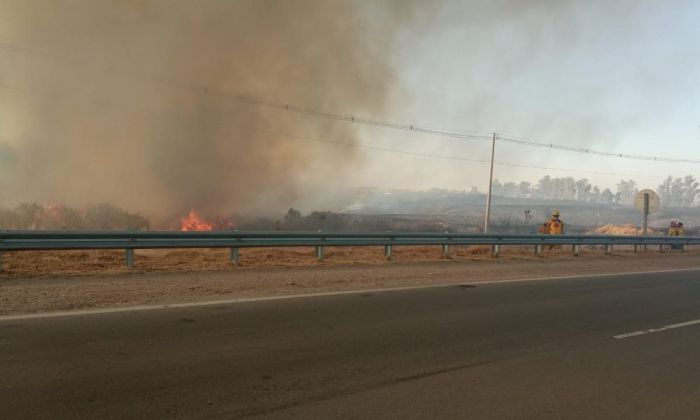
top-left (180, 211), bottom-right (214, 231)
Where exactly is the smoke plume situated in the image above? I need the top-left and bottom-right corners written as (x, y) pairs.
top-left (0, 0), bottom-right (411, 223)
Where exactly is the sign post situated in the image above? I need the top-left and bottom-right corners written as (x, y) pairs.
top-left (643, 192), bottom-right (649, 236)
top-left (634, 189), bottom-right (660, 238)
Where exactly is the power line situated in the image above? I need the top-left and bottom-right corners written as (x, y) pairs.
top-left (259, 129), bottom-right (669, 179)
top-left (497, 134), bottom-right (700, 164)
top-left (0, 76), bottom-right (676, 180)
top-left (0, 78), bottom-right (683, 180)
top-left (0, 38), bottom-right (495, 141)
top-left (1, 38), bottom-right (698, 164)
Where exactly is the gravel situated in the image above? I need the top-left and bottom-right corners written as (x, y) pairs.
top-left (1, 247), bottom-right (698, 315)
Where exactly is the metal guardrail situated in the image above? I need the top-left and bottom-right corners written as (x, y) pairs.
top-left (0, 230), bottom-right (696, 269)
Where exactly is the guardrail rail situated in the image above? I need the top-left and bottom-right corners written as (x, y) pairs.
top-left (0, 230), bottom-right (696, 269)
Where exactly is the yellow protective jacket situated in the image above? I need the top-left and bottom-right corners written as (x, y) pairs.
top-left (549, 219), bottom-right (564, 234)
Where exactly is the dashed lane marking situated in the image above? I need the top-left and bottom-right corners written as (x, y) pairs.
top-left (614, 318), bottom-right (700, 339)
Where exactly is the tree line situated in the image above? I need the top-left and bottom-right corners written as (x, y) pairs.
top-left (492, 175), bottom-right (699, 207)
top-left (0, 203), bottom-right (150, 230)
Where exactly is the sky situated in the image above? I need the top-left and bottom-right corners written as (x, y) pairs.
top-left (345, 0), bottom-right (700, 193)
top-left (0, 0), bottom-right (699, 217)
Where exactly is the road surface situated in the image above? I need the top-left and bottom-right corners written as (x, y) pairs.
top-left (3, 269), bottom-right (700, 419)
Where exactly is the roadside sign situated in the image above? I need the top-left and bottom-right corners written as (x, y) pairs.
top-left (635, 189), bottom-right (659, 236)
top-left (634, 190), bottom-right (659, 214)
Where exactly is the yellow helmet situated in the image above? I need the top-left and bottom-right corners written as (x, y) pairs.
top-left (552, 210), bottom-right (560, 217)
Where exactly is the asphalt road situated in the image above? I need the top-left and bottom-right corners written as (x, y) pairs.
top-left (3, 269), bottom-right (700, 419)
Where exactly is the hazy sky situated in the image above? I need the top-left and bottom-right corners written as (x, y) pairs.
top-left (1, 0), bottom-right (699, 216)
top-left (345, 0), bottom-right (700, 193)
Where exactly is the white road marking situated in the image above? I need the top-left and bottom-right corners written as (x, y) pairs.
top-left (614, 318), bottom-right (700, 339)
top-left (2, 267), bottom-right (700, 322)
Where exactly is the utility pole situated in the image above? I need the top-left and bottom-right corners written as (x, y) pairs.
top-left (484, 132), bottom-right (497, 233)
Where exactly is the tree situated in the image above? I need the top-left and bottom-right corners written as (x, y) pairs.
top-left (682, 175), bottom-right (699, 206)
top-left (562, 177), bottom-right (576, 200)
top-left (491, 180), bottom-right (504, 197)
top-left (657, 176), bottom-right (673, 207)
top-left (670, 178), bottom-right (684, 207)
top-left (285, 208), bottom-right (301, 220)
top-left (601, 188), bottom-right (615, 205)
top-left (42, 205), bottom-right (85, 230)
top-left (14, 202), bottom-right (44, 229)
top-left (575, 179), bottom-right (592, 202)
top-left (536, 176), bottom-right (553, 199)
top-left (516, 181), bottom-right (532, 198)
top-left (83, 203), bottom-right (149, 230)
top-left (501, 182), bottom-right (517, 198)
top-left (551, 177), bottom-right (565, 200)
top-left (615, 179), bottom-right (637, 206)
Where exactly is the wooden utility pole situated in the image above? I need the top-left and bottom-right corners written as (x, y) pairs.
top-left (484, 132), bottom-right (497, 233)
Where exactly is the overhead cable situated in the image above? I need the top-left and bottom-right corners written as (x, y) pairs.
top-left (0, 38), bottom-right (697, 164)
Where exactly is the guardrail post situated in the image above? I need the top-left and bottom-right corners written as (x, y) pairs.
top-left (125, 249), bottom-right (135, 269)
top-left (230, 247), bottom-right (240, 265)
top-left (441, 244), bottom-right (450, 258)
top-left (659, 244), bottom-right (663, 254)
top-left (573, 244), bottom-right (580, 257)
top-left (385, 244), bottom-right (393, 260)
top-left (315, 230), bottom-right (325, 261)
top-left (535, 244), bottom-right (543, 257)
top-left (0, 251), bottom-right (3, 272)
top-left (604, 245), bottom-right (612, 255)
top-left (491, 244), bottom-right (500, 258)
top-left (633, 244), bottom-right (638, 254)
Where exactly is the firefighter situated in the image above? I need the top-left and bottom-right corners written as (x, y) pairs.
top-left (546, 210), bottom-right (564, 250)
top-left (548, 210), bottom-right (564, 235)
top-left (668, 221), bottom-right (679, 236)
top-left (669, 221), bottom-right (685, 250)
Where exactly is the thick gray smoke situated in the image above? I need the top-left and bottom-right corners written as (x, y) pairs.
top-left (0, 0), bottom-right (412, 223)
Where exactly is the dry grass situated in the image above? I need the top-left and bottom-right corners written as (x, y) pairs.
top-left (2, 246), bottom-right (698, 315)
top-left (0, 243), bottom-right (657, 279)
top-left (589, 223), bottom-right (643, 235)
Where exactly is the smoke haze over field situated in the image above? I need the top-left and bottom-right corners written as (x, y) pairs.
top-left (0, 0), bottom-right (414, 221)
top-left (1, 0), bottom-right (700, 223)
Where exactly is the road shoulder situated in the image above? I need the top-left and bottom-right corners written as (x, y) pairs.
top-left (1, 251), bottom-right (699, 316)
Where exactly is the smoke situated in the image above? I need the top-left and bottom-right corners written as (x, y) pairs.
top-left (0, 0), bottom-right (414, 222)
top-left (4, 0), bottom-right (694, 221)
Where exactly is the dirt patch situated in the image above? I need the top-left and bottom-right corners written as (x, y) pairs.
top-left (0, 247), bottom-right (697, 316)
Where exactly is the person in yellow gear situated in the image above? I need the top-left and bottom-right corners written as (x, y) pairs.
top-left (668, 221), bottom-right (679, 236)
top-left (669, 221), bottom-right (685, 250)
top-left (548, 210), bottom-right (564, 234)
top-left (546, 210), bottom-right (564, 250)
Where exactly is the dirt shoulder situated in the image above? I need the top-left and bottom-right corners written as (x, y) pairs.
top-left (1, 248), bottom-right (699, 315)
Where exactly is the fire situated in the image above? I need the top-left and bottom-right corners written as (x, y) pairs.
top-left (180, 211), bottom-right (214, 231)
